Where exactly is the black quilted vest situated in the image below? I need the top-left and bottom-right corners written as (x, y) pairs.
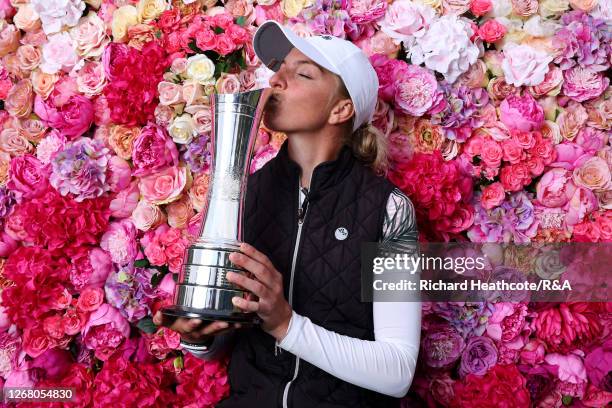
top-left (216, 139), bottom-right (399, 408)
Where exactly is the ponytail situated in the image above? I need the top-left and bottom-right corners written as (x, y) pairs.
top-left (342, 121), bottom-right (389, 177)
top-left (336, 77), bottom-right (389, 177)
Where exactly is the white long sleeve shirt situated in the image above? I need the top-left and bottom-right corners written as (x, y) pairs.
top-left (186, 187), bottom-right (422, 398)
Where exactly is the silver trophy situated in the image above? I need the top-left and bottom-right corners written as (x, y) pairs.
top-left (162, 89), bottom-right (267, 324)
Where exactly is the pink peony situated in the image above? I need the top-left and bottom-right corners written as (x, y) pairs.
top-left (545, 352), bottom-right (587, 384)
top-left (500, 93), bottom-right (544, 132)
top-left (109, 180), bottom-right (140, 219)
top-left (100, 219), bottom-right (138, 266)
top-left (485, 302), bottom-right (528, 343)
top-left (34, 94), bottom-right (94, 140)
top-left (131, 122), bottom-right (179, 177)
top-left (536, 168), bottom-right (578, 208)
top-left (7, 154), bottom-right (50, 199)
top-left (82, 304), bottom-right (130, 361)
top-left (562, 66), bottom-right (610, 103)
top-left (145, 327), bottom-right (180, 360)
top-left (394, 64), bottom-right (443, 117)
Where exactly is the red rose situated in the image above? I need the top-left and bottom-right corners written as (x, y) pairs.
top-left (478, 19), bottom-right (507, 43)
top-left (452, 364), bottom-right (530, 408)
top-left (23, 326), bottom-right (52, 358)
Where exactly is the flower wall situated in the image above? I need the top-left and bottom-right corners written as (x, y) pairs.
top-left (0, 0), bottom-right (610, 407)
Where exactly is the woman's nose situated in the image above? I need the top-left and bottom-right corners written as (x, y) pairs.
top-left (268, 69), bottom-right (286, 90)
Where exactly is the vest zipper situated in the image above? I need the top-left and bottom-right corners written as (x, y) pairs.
top-left (279, 182), bottom-right (310, 408)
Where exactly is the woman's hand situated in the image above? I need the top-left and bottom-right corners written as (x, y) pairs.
top-left (152, 311), bottom-right (242, 345)
top-left (227, 242), bottom-right (293, 342)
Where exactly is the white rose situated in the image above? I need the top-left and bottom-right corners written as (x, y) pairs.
top-left (31, 0), bottom-right (85, 35)
top-left (111, 5), bottom-right (139, 43)
top-left (186, 54), bottom-right (216, 85)
top-left (70, 11), bottom-right (109, 58)
top-left (409, 14), bottom-right (480, 84)
top-left (168, 114), bottom-right (197, 144)
top-left (501, 42), bottom-right (553, 87)
top-left (486, 0), bottom-right (512, 17)
top-left (523, 15), bottom-right (559, 38)
top-left (137, 0), bottom-right (168, 23)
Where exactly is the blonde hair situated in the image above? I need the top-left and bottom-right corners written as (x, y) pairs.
top-left (336, 80), bottom-right (389, 177)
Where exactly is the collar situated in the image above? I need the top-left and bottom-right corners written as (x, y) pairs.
top-left (273, 138), bottom-right (355, 201)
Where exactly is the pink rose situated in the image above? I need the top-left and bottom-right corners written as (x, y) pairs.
top-left (77, 287), bottom-right (104, 313)
top-left (481, 182), bottom-right (505, 210)
top-left (34, 94), bottom-right (94, 140)
top-left (100, 219), bottom-right (138, 266)
top-left (573, 156), bottom-right (611, 191)
top-left (215, 34), bottom-right (236, 56)
top-left (131, 122), bottom-right (179, 177)
top-left (216, 73), bottom-right (241, 94)
top-left (536, 168), bottom-right (577, 207)
top-left (131, 199), bottom-right (165, 231)
top-left (82, 304), bottom-right (130, 361)
top-left (470, 0), bottom-right (493, 16)
top-left (500, 163), bottom-right (531, 192)
top-left (562, 66), bottom-right (610, 103)
top-left (501, 139), bottom-right (524, 164)
top-left (501, 43), bottom-right (552, 87)
top-left (158, 81), bottom-right (184, 106)
top-left (500, 94), bottom-right (544, 132)
top-left (22, 327), bottom-right (51, 358)
top-left (7, 154), bottom-right (49, 199)
top-left (480, 139), bottom-right (503, 167)
top-left (529, 65), bottom-right (563, 98)
top-left (138, 165), bottom-right (189, 205)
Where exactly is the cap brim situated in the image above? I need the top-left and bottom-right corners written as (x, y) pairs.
top-left (253, 20), bottom-right (340, 75)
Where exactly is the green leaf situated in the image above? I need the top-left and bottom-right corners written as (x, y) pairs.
top-left (561, 395), bottom-right (572, 406)
top-left (188, 40), bottom-right (202, 54)
top-left (134, 259), bottom-right (150, 268)
top-left (174, 355), bottom-right (184, 370)
top-left (235, 16), bottom-right (246, 27)
top-left (213, 26), bottom-right (224, 34)
top-left (137, 317), bottom-right (159, 334)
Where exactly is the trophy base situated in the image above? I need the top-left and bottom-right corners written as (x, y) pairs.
top-left (161, 305), bottom-right (262, 326)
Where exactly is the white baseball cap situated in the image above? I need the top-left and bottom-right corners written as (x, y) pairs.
top-left (253, 20), bottom-right (379, 133)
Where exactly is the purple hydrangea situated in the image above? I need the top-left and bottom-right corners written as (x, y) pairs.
top-left (431, 84), bottom-right (489, 142)
top-left (467, 191), bottom-right (538, 244)
top-left (553, 10), bottom-right (611, 72)
top-left (431, 301), bottom-right (494, 338)
top-left (50, 138), bottom-right (111, 202)
top-left (182, 134), bottom-right (211, 174)
top-left (292, 0), bottom-right (359, 40)
top-left (104, 265), bottom-right (159, 323)
top-left (0, 186), bottom-right (16, 225)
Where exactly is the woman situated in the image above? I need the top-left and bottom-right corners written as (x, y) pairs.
top-left (154, 20), bottom-right (421, 408)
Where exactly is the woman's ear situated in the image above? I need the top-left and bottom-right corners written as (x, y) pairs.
top-left (329, 97), bottom-right (355, 127)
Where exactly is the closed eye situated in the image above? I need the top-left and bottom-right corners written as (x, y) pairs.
top-left (298, 74), bottom-right (311, 79)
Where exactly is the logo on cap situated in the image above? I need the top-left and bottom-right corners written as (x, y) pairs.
top-left (321, 35), bottom-right (333, 40)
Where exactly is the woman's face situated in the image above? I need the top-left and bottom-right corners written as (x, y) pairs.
top-left (263, 48), bottom-right (350, 134)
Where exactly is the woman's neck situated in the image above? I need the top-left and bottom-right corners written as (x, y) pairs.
top-left (287, 136), bottom-right (344, 189)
